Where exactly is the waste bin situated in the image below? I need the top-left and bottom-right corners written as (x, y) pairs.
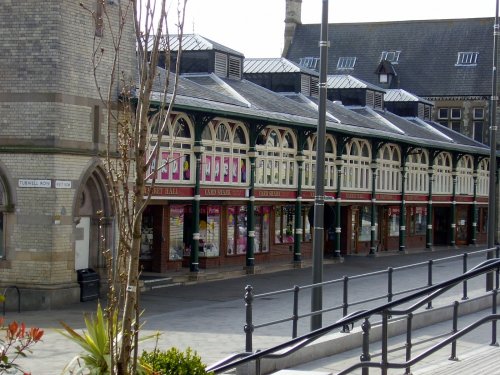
top-left (76, 268), bottom-right (100, 302)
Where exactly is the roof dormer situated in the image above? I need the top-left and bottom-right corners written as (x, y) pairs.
top-left (375, 59), bottom-right (398, 87)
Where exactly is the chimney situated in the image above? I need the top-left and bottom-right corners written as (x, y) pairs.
top-left (283, 0), bottom-right (302, 57)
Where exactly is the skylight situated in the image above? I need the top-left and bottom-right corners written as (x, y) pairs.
top-left (337, 56), bottom-right (356, 69)
top-left (298, 57), bottom-right (320, 70)
top-left (456, 52), bottom-right (479, 66)
top-left (380, 50), bottom-right (401, 64)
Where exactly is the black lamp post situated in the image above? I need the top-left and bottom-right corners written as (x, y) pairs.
top-left (487, 0), bottom-right (499, 290)
top-left (311, 0), bottom-right (329, 331)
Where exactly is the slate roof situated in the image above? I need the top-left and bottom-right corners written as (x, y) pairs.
top-left (286, 18), bottom-right (494, 97)
top-left (385, 89), bottom-right (433, 105)
top-left (327, 75), bottom-right (385, 92)
top-left (167, 34), bottom-right (244, 57)
top-left (244, 57), bottom-right (319, 75)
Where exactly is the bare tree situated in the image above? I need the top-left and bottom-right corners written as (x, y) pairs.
top-left (80, 0), bottom-right (187, 373)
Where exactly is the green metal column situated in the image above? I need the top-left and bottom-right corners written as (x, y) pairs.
top-left (369, 160), bottom-right (378, 255)
top-left (334, 155), bottom-right (343, 257)
top-left (472, 167), bottom-right (479, 246)
top-left (190, 142), bottom-right (204, 272)
top-left (294, 153), bottom-right (305, 263)
top-left (246, 149), bottom-right (257, 270)
top-left (450, 162), bottom-right (458, 247)
top-left (399, 162), bottom-right (407, 253)
top-left (426, 166), bottom-right (434, 250)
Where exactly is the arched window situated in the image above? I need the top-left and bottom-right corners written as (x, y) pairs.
top-left (477, 158), bottom-right (489, 196)
top-left (456, 155), bottom-right (474, 195)
top-left (149, 113), bottom-right (195, 183)
top-left (302, 135), bottom-right (336, 189)
top-left (256, 127), bottom-right (297, 187)
top-left (201, 120), bottom-right (249, 185)
top-left (406, 149), bottom-right (428, 194)
top-left (376, 144), bottom-right (400, 192)
top-left (343, 139), bottom-right (371, 191)
top-left (433, 152), bottom-right (453, 194)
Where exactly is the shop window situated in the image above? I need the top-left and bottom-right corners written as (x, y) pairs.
top-left (358, 206), bottom-right (377, 242)
top-left (254, 206), bottom-right (271, 253)
top-left (275, 206), bottom-right (295, 244)
top-left (169, 205), bottom-right (188, 261)
top-left (140, 212), bottom-right (154, 261)
top-left (199, 206), bottom-right (220, 257)
top-left (227, 206), bottom-right (247, 255)
top-left (388, 207), bottom-right (400, 237)
top-left (408, 206), bottom-right (427, 235)
top-left (478, 208), bottom-right (488, 234)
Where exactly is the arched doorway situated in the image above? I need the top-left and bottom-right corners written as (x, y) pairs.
top-left (74, 165), bottom-right (112, 271)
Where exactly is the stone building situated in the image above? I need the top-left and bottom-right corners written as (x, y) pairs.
top-left (283, 0), bottom-right (497, 145)
top-left (0, 0), bottom-right (135, 309)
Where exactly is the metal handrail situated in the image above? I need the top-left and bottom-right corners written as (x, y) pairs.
top-left (207, 252), bottom-right (500, 374)
top-left (243, 247), bottom-right (500, 351)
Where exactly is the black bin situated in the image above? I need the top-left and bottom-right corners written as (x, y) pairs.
top-left (77, 268), bottom-right (100, 302)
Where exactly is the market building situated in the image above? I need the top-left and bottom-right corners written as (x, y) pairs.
top-left (0, 2), bottom-right (497, 309)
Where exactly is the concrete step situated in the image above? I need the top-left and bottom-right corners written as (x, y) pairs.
top-left (139, 276), bottom-right (177, 291)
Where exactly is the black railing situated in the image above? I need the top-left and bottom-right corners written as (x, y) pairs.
top-left (243, 247), bottom-right (499, 352)
top-left (207, 247), bottom-right (500, 375)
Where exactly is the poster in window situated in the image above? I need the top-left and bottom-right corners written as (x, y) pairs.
top-left (241, 159), bottom-right (247, 183)
top-left (161, 151), bottom-right (170, 180)
top-left (148, 151), bottom-right (157, 180)
top-left (183, 154), bottom-right (191, 180)
top-left (223, 156), bottom-right (230, 183)
top-left (227, 207), bottom-right (235, 255)
top-left (214, 156), bottom-right (222, 182)
top-left (172, 153), bottom-right (180, 180)
top-left (204, 155), bottom-right (212, 182)
top-left (232, 157), bottom-right (239, 183)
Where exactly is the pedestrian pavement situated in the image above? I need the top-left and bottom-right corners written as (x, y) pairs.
top-left (3, 246), bottom-right (497, 374)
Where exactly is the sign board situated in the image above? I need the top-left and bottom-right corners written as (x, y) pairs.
top-left (18, 179), bottom-right (51, 188)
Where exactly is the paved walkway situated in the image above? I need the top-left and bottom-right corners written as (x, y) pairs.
top-left (3, 246), bottom-right (496, 374)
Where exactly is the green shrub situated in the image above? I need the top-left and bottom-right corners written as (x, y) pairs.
top-left (140, 347), bottom-right (213, 375)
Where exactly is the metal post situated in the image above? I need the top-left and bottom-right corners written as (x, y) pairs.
top-left (427, 260), bottom-right (433, 309)
top-left (381, 310), bottom-right (389, 375)
top-left (462, 253), bottom-right (468, 300)
top-left (244, 285), bottom-right (254, 352)
top-left (405, 313), bottom-right (413, 375)
top-left (342, 276), bottom-right (349, 332)
top-left (311, 0), bottom-right (329, 331)
top-left (449, 301), bottom-right (459, 361)
top-left (387, 267), bottom-right (393, 302)
top-left (292, 285), bottom-right (300, 338)
top-left (492, 289), bottom-right (498, 346)
top-left (360, 317), bottom-right (371, 375)
top-left (487, 0), bottom-right (499, 291)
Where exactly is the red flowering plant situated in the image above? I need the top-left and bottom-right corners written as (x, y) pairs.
top-left (0, 315), bottom-right (44, 374)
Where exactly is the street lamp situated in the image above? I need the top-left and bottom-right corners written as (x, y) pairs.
top-left (487, 0), bottom-right (499, 290)
top-left (311, 0), bottom-right (329, 331)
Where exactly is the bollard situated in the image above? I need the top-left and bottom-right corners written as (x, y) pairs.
top-left (292, 285), bottom-right (300, 338)
top-left (244, 285), bottom-right (254, 353)
top-left (360, 317), bottom-right (371, 375)
top-left (449, 301), bottom-right (459, 361)
top-left (462, 253), bottom-right (468, 300)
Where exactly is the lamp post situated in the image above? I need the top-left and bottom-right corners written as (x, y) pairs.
top-left (487, 0), bottom-right (499, 290)
top-left (311, 0), bottom-right (329, 331)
